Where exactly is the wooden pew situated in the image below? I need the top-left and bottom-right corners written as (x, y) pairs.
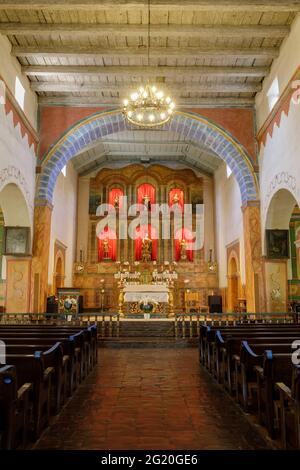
top-left (235, 341), bottom-right (296, 411)
top-left (0, 365), bottom-right (32, 450)
top-left (276, 364), bottom-right (300, 449)
top-left (0, 324), bottom-right (98, 368)
top-left (0, 330), bottom-right (85, 389)
top-left (198, 323), bottom-right (300, 447)
top-left (255, 351), bottom-right (293, 439)
top-left (3, 352), bottom-right (54, 439)
top-left (0, 324), bottom-right (97, 378)
top-left (5, 343), bottom-right (64, 414)
top-left (199, 324), bottom-right (300, 371)
top-left (213, 329), bottom-right (300, 392)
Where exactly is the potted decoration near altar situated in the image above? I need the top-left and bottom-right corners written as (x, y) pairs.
top-left (139, 297), bottom-right (158, 319)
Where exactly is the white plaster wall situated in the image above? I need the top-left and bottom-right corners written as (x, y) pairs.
top-left (214, 162), bottom-right (245, 288)
top-left (256, 14), bottom-right (300, 129)
top-left (0, 104), bottom-right (36, 279)
top-left (76, 177), bottom-right (90, 263)
top-left (48, 162), bottom-right (78, 287)
top-left (0, 34), bottom-right (37, 129)
top-left (259, 100), bottom-right (300, 253)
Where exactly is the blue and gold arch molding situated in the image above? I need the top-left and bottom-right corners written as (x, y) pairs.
top-left (37, 110), bottom-right (258, 205)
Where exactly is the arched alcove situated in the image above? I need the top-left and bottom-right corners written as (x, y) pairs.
top-left (0, 183), bottom-right (31, 228)
top-left (0, 183), bottom-right (32, 313)
top-left (264, 188), bottom-right (298, 312)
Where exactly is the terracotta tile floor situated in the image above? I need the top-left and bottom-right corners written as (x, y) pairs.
top-left (34, 349), bottom-right (269, 450)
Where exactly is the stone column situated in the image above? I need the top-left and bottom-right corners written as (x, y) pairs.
top-left (242, 202), bottom-right (266, 313)
top-left (32, 200), bottom-right (53, 313)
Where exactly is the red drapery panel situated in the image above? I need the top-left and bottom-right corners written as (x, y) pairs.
top-left (98, 227), bottom-right (117, 261)
top-left (108, 188), bottom-right (124, 209)
top-left (169, 189), bottom-right (184, 210)
top-left (137, 184), bottom-right (156, 206)
top-left (174, 228), bottom-right (194, 262)
top-left (135, 224), bottom-right (157, 261)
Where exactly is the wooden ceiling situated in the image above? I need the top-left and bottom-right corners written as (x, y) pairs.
top-left (71, 128), bottom-right (222, 176)
top-left (0, 1), bottom-right (299, 108)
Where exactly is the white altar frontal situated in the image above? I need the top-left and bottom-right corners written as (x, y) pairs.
top-left (124, 285), bottom-right (169, 303)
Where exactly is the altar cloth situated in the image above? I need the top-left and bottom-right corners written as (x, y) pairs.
top-left (124, 284), bottom-right (169, 303)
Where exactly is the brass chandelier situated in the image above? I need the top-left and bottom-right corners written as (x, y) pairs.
top-left (122, 0), bottom-right (175, 128)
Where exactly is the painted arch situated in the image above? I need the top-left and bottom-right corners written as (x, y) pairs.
top-left (37, 110), bottom-right (259, 205)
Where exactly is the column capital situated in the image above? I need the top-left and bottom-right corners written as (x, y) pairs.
top-left (34, 198), bottom-right (54, 211)
top-left (241, 200), bottom-right (261, 211)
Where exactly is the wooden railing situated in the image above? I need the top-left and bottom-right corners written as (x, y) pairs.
top-left (0, 312), bottom-right (121, 338)
top-left (174, 312), bottom-right (299, 338)
top-left (1, 311), bottom-right (299, 340)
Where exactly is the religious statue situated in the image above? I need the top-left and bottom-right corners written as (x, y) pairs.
top-left (142, 194), bottom-right (151, 210)
top-left (114, 195), bottom-right (120, 209)
top-left (141, 233), bottom-right (152, 262)
top-left (179, 238), bottom-right (187, 261)
top-left (103, 238), bottom-right (110, 259)
top-left (172, 192), bottom-right (180, 205)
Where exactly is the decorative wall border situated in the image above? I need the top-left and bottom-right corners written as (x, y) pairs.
top-left (257, 64), bottom-right (300, 148)
top-left (0, 74), bottom-right (38, 152)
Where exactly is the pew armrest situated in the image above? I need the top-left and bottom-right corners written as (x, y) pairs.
top-left (233, 354), bottom-right (240, 364)
top-left (44, 367), bottom-right (54, 381)
top-left (276, 382), bottom-right (292, 400)
top-left (254, 365), bottom-right (264, 377)
top-left (17, 382), bottom-right (32, 401)
top-left (63, 355), bottom-right (69, 367)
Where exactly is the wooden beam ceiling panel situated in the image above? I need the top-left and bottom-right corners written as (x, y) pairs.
top-left (38, 95), bottom-right (255, 107)
top-left (31, 81), bottom-right (261, 93)
top-left (11, 45), bottom-right (280, 60)
top-left (0, 23), bottom-right (290, 38)
top-left (0, 1), bottom-right (299, 13)
top-left (23, 64), bottom-right (269, 78)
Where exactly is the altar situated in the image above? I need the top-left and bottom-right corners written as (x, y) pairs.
top-left (124, 284), bottom-right (169, 303)
top-left (114, 260), bottom-right (177, 317)
top-left (122, 284), bottom-right (170, 316)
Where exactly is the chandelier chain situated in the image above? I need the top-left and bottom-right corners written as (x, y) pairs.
top-left (147, 0), bottom-right (150, 68)
top-left (122, 0), bottom-right (175, 129)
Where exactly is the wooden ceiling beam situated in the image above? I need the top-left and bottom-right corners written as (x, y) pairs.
top-left (31, 81), bottom-right (261, 94)
top-left (24, 65), bottom-right (268, 78)
top-left (12, 45), bottom-right (280, 60)
top-left (38, 95), bottom-right (255, 107)
top-left (0, 23), bottom-right (290, 38)
top-left (0, 1), bottom-right (299, 13)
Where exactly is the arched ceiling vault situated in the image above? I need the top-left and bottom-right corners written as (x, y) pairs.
top-left (71, 128), bottom-right (222, 177)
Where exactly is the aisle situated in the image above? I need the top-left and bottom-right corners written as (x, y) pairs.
top-left (35, 349), bottom-right (268, 450)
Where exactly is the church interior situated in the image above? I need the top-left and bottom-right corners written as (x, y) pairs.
top-left (0, 0), bottom-right (300, 453)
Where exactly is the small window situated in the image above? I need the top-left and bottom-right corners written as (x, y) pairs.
top-left (267, 77), bottom-right (279, 111)
top-left (15, 77), bottom-right (25, 110)
top-left (226, 165), bottom-right (232, 178)
top-left (61, 165), bottom-right (66, 177)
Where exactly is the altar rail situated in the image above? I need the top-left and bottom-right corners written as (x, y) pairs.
top-left (174, 312), bottom-right (299, 338)
top-left (0, 313), bottom-right (120, 338)
top-left (0, 312), bottom-right (299, 340)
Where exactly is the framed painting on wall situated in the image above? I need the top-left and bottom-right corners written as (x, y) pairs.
top-left (266, 229), bottom-right (289, 259)
top-left (3, 227), bottom-right (30, 256)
